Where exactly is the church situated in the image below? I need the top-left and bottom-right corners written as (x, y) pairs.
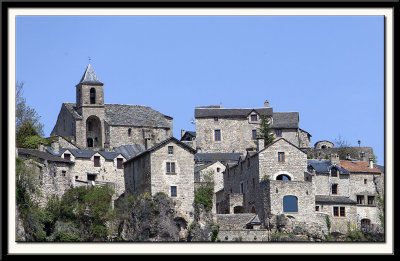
top-left (51, 64), bottom-right (173, 150)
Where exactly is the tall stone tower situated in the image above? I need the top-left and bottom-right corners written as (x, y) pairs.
top-left (75, 64), bottom-right (106, 149)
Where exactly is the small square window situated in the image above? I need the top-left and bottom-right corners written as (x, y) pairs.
top-left (117, 158), bottom-right (123, 169)
top-left (62, 170), bottom-right (66, 177)
top-left (357, 195), bottom-right (365, 204)
top-left (276, 129), bottom-right (282, 137)
top-left (250, 115), bottom-right (257, 122)
top-left (368, 196), bottom-right (375, 205)
top-left (316, 206), bottom-right (320, 211)
top-left (214, 117), bottom-right (219, 121)
top-left (64, 153), bottom-right (71, 161)
top-left (364, 179), bottom-right (367, 184)
top-left (168, 146), bottom-right (174, 154)
top-left (94, 156), bottom-right (100, 167)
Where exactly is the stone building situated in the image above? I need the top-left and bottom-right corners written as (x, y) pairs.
top-left (45, 146), bottom-right (128, 198)
top-left (51, 63), bottom-right (173, 150)
top-left (123, 137), bottom-right (196, 223)
top-left (17, 148), bottom-right (74, 207)
top-left (216, 138), bottom-right (325, 233)
top-left (194, 101), bottom-right (311, 155)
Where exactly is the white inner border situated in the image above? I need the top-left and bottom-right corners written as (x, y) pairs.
top-left (8, 8), bottom-right (393, 255)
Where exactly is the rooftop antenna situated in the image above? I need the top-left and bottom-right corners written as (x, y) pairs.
top-left (190, 118), bottom-right (195, 124)
top-left (88, 56), bottom-right (92, 64)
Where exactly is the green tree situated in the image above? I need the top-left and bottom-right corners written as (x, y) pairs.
top-left (16, 82), bottom-right (45, 148)
top-left (258, 115), bottom-right (275, 146)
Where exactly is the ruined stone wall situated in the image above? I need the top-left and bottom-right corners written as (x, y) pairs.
top-left (298, 129), bottom-right (311, 148)
top-left (150, 142), bottom-right (195, 222)
top-left (302, 147), bottom-right (374, 161)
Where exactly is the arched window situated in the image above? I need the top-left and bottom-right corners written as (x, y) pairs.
top-left (283, 195), bottom-right (298, 212)
top-left (87, 138), bottom-right (93, 148)
top-left (276, 174), bottom-right (291, 181)
top-left (90, 88), bottom-right (96, 104)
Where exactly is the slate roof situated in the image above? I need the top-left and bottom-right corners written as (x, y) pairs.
top-left (315, 195), bottom-right (357, 205)
top-left (63, 103), bottom-right (172, 128)
top-left (114, 144), bottom-right (146, 160)
top-left (272, 112), bottom-right (299, 128)
top-left (56, 148), bottom-right (124, 161)
top-left (194, 153), bottom-right (243, 163)
top-left (194, 107), bottom-right (273, 118)
top-left (307, 160), bottom-right (350, 174)
top-left (78, 64), bottom-right (103, 85)
top-left (17, 148), bottom-right (72, 164)
top-left (124, 137), bottom-right (196, 164)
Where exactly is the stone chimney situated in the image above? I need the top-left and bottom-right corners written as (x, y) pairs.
top-left (219, 102), bottom-right (222, 108)
top-left (51, 141), bottom-right (60, 154)
top-left (346, 153), bottom-right (351, 160)
top-left (181, 129), bottom-right (185, 139)
top-left (257, 137), bottom-right (265, 152)
top-left (264, 100), bottom-right (269, 107)
top-left (369, 158), bottom-right (374, 169)
top-left (330, 153), bottom-right (340, 164)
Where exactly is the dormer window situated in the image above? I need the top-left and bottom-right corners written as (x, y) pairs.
top-left (250, 114), bottom-right (257, 122)
top-left (214, 117), bottom-right (219, 121)
top-left (276, 129), bottom-right (282, 137)
top-left (94, 156), bottom-right (100, 167)
top-left (331, 167), bottom-right (338, 177)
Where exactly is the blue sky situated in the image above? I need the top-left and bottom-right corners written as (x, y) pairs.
top-left (15, 15), bottom-right (385, 164)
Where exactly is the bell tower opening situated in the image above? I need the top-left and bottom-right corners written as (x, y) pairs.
top-left (86, 116), bottom-right (102, 149)
top-left (90, 88), bottom-right (96, 104)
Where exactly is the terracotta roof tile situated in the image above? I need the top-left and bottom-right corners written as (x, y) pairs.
top-left (337, 160), bottom-right (382, 174)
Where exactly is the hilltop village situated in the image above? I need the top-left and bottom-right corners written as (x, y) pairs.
top-left (16, 64), bottom-right (384, 242)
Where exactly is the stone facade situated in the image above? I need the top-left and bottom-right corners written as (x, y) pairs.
top-left (51, 64), bottom-right (173, 151)
top-left (124, 137), bottom-right (196, 223)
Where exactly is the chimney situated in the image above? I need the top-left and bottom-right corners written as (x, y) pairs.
top-left (51, 141), bottom-right (60, 154)
top-left (264, 100), bottom-right (269, 107)
top-left (181, 129), bottom-right (185, 139)
top-left (330, 153), bottom-right (340, 164)
top-left (38, 143), bottom-right (45, 152)
top-left (219, 102), bottom-right (222, 108)
top-left (346, 153), bottom-right (351, 160)
top-left (257, 137), bottom-right (265, 152)
top-left (369, 158), bottom-right (374, 169)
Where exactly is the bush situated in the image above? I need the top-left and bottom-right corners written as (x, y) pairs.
top-left (53, 231), bottom-right (82, 242)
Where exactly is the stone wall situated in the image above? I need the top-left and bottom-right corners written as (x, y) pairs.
top-left (313, 172), bottom-right (351, 197)
top-left (150, 141), bottom-right (195, 222)
top-left (51, 104), bottom-right (76, 138)
top-left (302, 146), bottom-right (374, 161)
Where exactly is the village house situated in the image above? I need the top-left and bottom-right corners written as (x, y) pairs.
top-left (194, 101), bottom-right (311, 155)
top-left (51, 63), bottom-right (173, 150)
top-left (123, 137), bottom-right (196, 223)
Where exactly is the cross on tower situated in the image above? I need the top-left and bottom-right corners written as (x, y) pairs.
top-left (88, 57), bottom-right (92, 63)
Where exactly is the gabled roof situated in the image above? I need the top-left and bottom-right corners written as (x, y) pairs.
top-left (272, 112), bottom-right (299, 128)
top-left (194, 152), bottom-right (243, 163)
top-left (62, 103), bottom-right (172, 128)
top-left (17, 148), bottom-right (72, 164)
top-left (56, 148), bottom-right (125, 161)
top-left (315, 195), bottom-right (357, 205)
top-left (78, 64), bottom-right (103, 85)
top-left (194, 107), bottom-right (273, 119)
top-left (114, 144), bottom-right (146, 160)
top-left (257, 138), bottom-right (307, 156)
top-left (124, 137), bottom-right (196, 164)
top-left (307, 160), bottom-right (350, 174)
top-left (194, 161), bottom-right (223, 173)
top-left (337, 160), bottom-right (382, 174)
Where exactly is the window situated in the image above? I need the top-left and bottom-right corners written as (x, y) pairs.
top-left (333, 206), bottom-right (345, 217)
top-left (62, 170), bottom-right (66, 177)
top-left (331, 167), bottom-right (338, 177)
top-left (315, 206), bottom-right (320, 211)
top-left (88, 122), bottom-right (92, 131)
top-left (239, 182), bottom-right (244, 194)
top-left (168, 146), bottom-right (174, 154)
top-left (214, 117), bottom-right (219, 121)
top-left (278, 152), bottom-right (285, 162)
top-left (331, 184), bottom-right (338, 195)
top-left (364, 179), bottom-right (367, 184)
top-left (283, 195), bottom-right (298, 212)
top-left (64, 153), bottom-right (71, 161)
top-left (166, 162), bottom-right (176, 174)
top-left (90, 88), bottom-right (96, 104)
top-left (357, 195), bottom-right (365, 204)
top-left (276, 129), bottom-right (282, 137)
top-left (250, 114), bottom-right (257, 122)
top-left (128, 128), bottom-right (131, 137)
top-left (117, 158), bottom-right (123, 169)
top-left (170, 186), bottom-right (177, 197)
top-left (94, 156), bottom-right (100, 167)
top-left (217, 167), bottom-right (221, 172)
top-left (214, 129), bottom-right (221, 141)
top-left (276, 174), bottom-right (291, 181)
top-left (252, 130), bottom-right (257, 140)
top-left (340, 207), bottom-right (346, 217)
top-left (87, 174), bottom-right (96, 181)
top-left (368, 196), bottom-right (375, 205)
